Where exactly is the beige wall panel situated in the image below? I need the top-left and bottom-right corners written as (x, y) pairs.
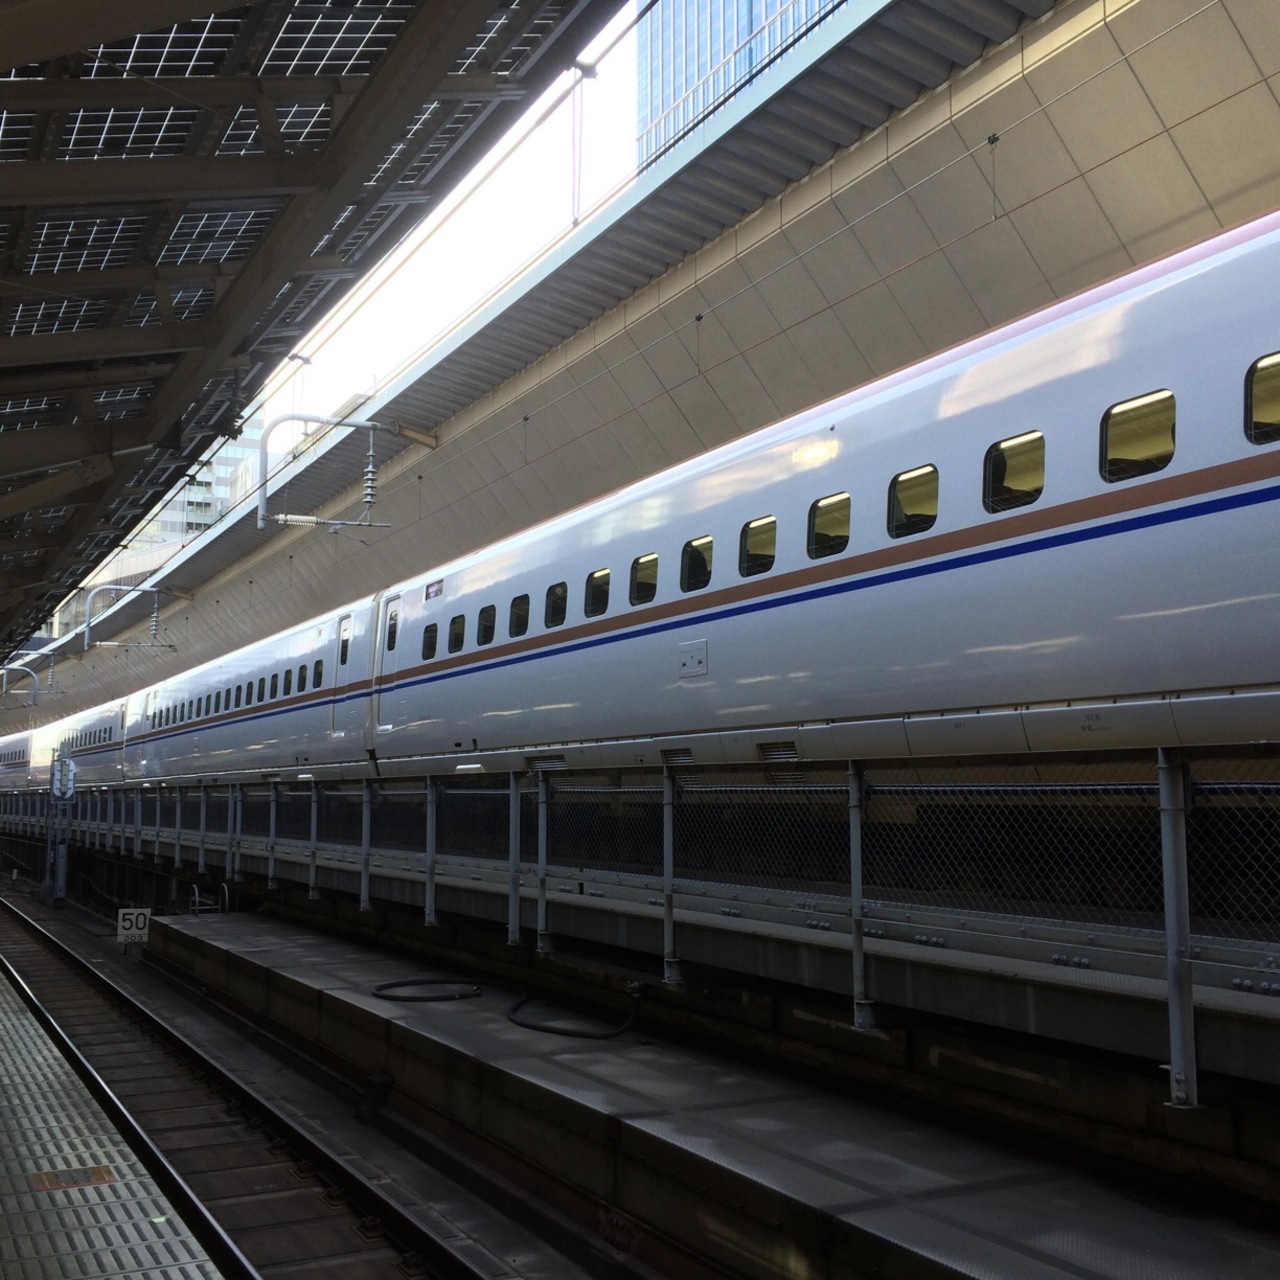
top-left (1223, 0), bottom-right (1280, 76)
top-left (1117, 1), bottom-right (1262, 124)
top-left (750, 254), bottom-right (832, 331)
top-left (596, 330), bottom-right (666, 407)
top-left (635, 395), bottom-right (698, 459)
top-left (702, 353), bottom-right (779, 432)
top-left (740, 331), bottom-right (823, 419)
top-left (788, 309), bottom-right (874, 402)
top-left (898, 142), bottom-right (1000, 249)
top-left (960, 98), bottom-right (1082, 219)
top-left (1172, 85), bottom-right (1280, 228)
top-left (1087, 132), bottom-right (1220, 260)
top-left (1007, 178), bottom-right (1129, 293)
top-left (885, 251), bottom-right (989, 354)
top-left (832, 280), bottom-right (927, 376)
top-left (784, 208), bottom-right (883, 309)
top-left (1032, 62), bottom-right (1161, 175)
top-left (839, 165), bottom-right (939, 278)
top-left (668, 371), bottom-right (746, 450)
top-left (944, 217), bottom-right (1056, 328)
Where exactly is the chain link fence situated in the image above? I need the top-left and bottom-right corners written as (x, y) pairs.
top-left (862, 762), bottom-right (1165, 934)
top-left (41, 754), bottom-right (1276, 955)
top-left (1186, 757), bottom-right (1280, 945)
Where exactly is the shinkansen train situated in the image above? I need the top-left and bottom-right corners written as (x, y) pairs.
top-left (6, 211), bottom-right (1280, 793)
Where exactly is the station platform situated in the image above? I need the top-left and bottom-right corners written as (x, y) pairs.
top-left (0, 964), bottom-right (222, 1280)
top-left (147, 911), bottom-right (1280, 1280)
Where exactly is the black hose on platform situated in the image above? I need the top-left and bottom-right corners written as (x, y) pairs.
top-left (371, 977), bottom-right (483, 1002)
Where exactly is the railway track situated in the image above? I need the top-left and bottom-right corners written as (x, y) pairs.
top-left (0, 892), bottom-right (626, 1280)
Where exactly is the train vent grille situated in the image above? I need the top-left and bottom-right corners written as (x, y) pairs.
top-left (757, 741), bottom-right (799, 762)
top-left (525, 754), bottom-right (568, 772)
top-left (661, 748), bottom-right (695, 767)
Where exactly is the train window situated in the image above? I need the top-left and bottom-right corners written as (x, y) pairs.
top-left (386, 607), bottom-right (399, 652)
top-left (244, 681), bottom-right (253, 706)
top-left (984, 432), bottom-right (1044, 513)
top-left (283, 669), bottom-right (292, 697)
top-left (681, 536), bottom-right (713, 592)
top-left (630, 553), bottom-right (658, 605)
top-left (477, 604), bottom-right (496, 646)
top-left (257, 677), bottom-right (266, 702)
top-left (545, 581), bottom-right (567, 628)
top-left (888, 465), bottom-right (938, 538)
top-left (1101, 390), bottom-right (1174, 482)
top-left (1246, 353), bottom-right (1280, 444)
top-left (297, 664), bottom-right (307, 693)
top-left (509, 594), bottom-right (530, 638)
top-left (339, 616), bottom-right (352, 665)
top-left (448, 614), bottom-right (466, 653)
top-left (225, 685), bottom-right (232, 709)
top-left (808, 492), bottom-right (849, 558)
top-left (270, 674), bottom-right (278, 699)
top-left (215, 691), bottom-right (221, 714)
top-left (584, 569), bottom-right (610, 618)
top-left (422, 623), bottom-right (438, 660)
top-left (739, 516), bottom-right (776, 577)
top-left (234, 685), bottom-right (242, 709)
top-left (312, 660), bottom-right (322, 688)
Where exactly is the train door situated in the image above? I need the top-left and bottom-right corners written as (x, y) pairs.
top-left (331, 613), bottom-right (353, 736)
top-left (373, 595), bottom-right (402, 732)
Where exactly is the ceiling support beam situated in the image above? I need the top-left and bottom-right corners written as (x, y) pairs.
top-left (0, 323), bottom-right (215, 368)
top-left (0, 456), bottom-right (114, 523)
top-left (6, 154), bottom-right (320, 205)
top-left (0, 420), bottom-right (158, 481)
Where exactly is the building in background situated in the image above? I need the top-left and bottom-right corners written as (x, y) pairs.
top-left (637, 0), bottom-right (841, 165)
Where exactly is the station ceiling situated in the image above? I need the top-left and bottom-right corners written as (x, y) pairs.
top-left (0, 0), bottom-right (618, 657)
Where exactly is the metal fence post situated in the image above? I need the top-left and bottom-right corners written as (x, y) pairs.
top-left (308, 781), bottom-right (319, 900)
top-left (359, 779), bottom-right (372, 911)
top-left (1158, 748), bottom-right (1199, 1107)
top-left (849, 762), bottom-right (875, 1029)
top-left (228, 784), bottom-right (239, 881)
top-left (536, 772), bottom-right (551, 953)
top-left (423, 777), bottom-right (437, 925)
top-left (133, 788), bottom-right (142, 858)
top-left (662, 769), bottom-right (682, 986)
top-left (507, 772), bottom-right (521, 945)
top-left (197, 785), bottom-right (207, 875)
top-left (174, 787), bottom-right (183, 870)
top-left (154, 787), bottom-right (163, 862)
top-left (268, 781), bottom-right (278, 889)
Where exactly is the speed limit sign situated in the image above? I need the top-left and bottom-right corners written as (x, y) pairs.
top-left (116, 908), bottom-right (151, 944)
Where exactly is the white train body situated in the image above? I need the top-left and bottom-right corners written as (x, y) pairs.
top-left (7, 212), bottom-right (1280, 790)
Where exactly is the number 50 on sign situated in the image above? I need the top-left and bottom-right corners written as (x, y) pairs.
top-left (116, 908), bottom-right (150, 944)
